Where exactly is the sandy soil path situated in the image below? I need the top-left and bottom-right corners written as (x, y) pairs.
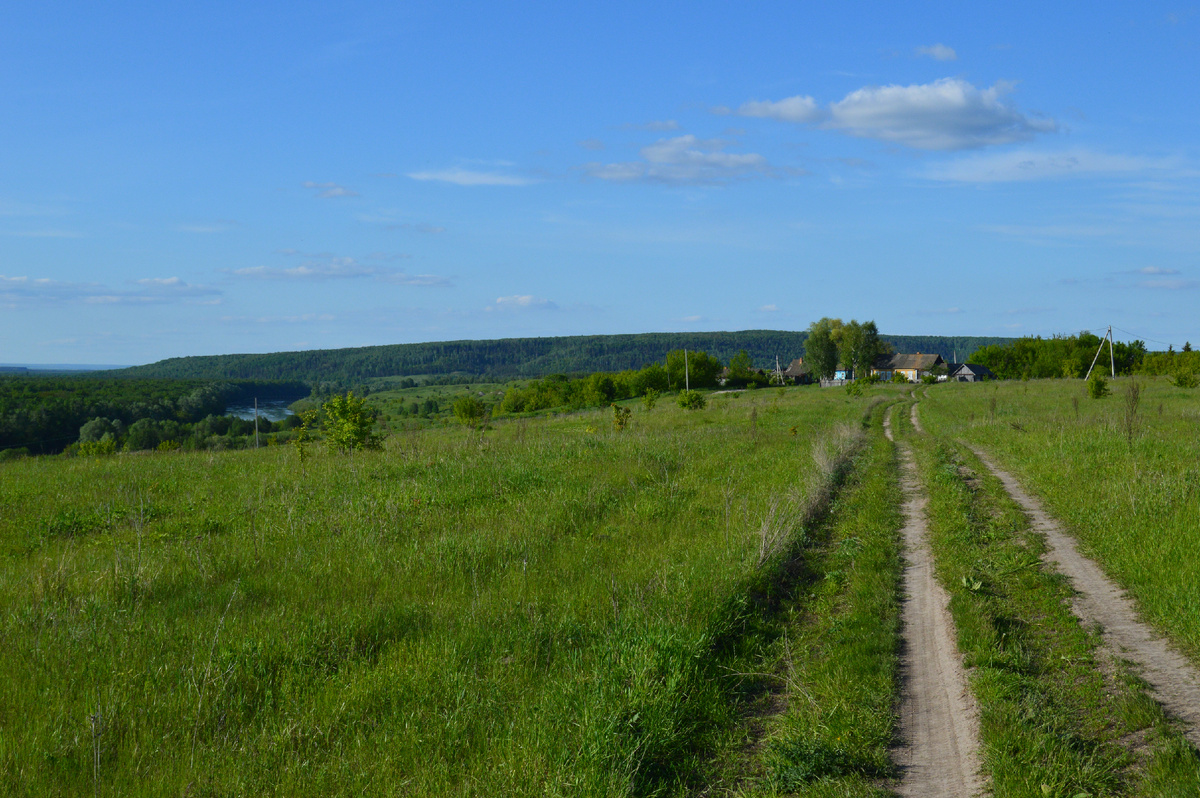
top-left (969, 445), bottom-right (1200, 748)
top-left (885, 405), bottom-right (983, 796)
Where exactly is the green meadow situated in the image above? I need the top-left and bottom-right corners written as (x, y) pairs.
top-left (1, 387), bottom-right (902, 796)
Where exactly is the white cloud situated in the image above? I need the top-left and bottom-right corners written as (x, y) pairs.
top-left (587, 135), bottom-right (773, 185)
top-left (386, 222), bottom-right (447, 234)
top-left (1136, 266), bottom-right (1180, 275)
top-left (578, 138), bottom-right (606, 151)
top-left (827, 78), bottom-right (1055, 150)
top-left (731, 78), bottom-right (1055, 151)
top-left (759, 304), bottom-right (779, 312)
top-left (916, 44), bottom-right (958, 61)
top-left (737, 95), bottom-right (822, 123)
top-left (488, 295), bottom-right (557, 311)
top-left (621, 120), bottom-right (680, 131)
top-left (230, 256), bottom-right (450, 286)
top-left (0, 274), bottom-right (220, 305)
top-left (407, 168), bottom-right (534, 186)
top-left (221, 313), bottom-right (337, 324)
top-left (1, 229), bottom-right (83, 238)
top-left (1139, 278), bottom-right (1197, 290)
top-left (929, 149), bottom-right (1173, 182)
top-left (303, 181), bottom-right (359, 198)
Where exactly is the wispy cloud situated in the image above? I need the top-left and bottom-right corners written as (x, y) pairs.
top-left (1136, 266), bottom-right (1180, 275)
top-left (578, 138), bottom-right (606, 151)
top-left (928, 149), bottom-right (1174, 182)
top-left (487, 294), bottom-right (557, 311)
top-left (1139, 278), bottom-right (1197, 290)
top-left (759, 304), bottom-right (779, 312)
top-left (735, 95), bottom-right (822, 123)
top-left (620, 120), bottom-right (680, 131)
top-left (915, 43), bottom-right (957, 61)
top-left (1, 229), bottom-right (83, 238)
top-left (407, 168), bottom-right (534, 186)
top-left (303, 181), bottom-right (359, 198)
top-left (586, 135), bottom-right (776, 185)
top-left (173, 220), bottom-right (237, 233)
top-left (730, 78), bottom-right (1055, 151)
top-left (386, 222), bottom-right (447, 234)
top-left (1, 274), bottom-right (221, 305)
top-left (229, 256), bottom-right (450, 286)
top-left (221, 313), bottom-right (337, 324)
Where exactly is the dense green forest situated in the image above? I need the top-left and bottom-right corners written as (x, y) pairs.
top-left (109, 331), bottom-right (1012, 383)
top-left (964, 332), bottom-right (1192, 380)
top-left (0, 377), bottom-right (307, 456)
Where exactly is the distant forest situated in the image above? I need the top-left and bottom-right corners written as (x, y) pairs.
top-left (109, 331), bottom-right (1013, 383)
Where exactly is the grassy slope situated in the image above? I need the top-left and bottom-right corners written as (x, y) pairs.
top-left (1, 386), bottom-right (887, 796)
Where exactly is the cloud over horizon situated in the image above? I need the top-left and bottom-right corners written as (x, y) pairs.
top-left (230, 256), bottom-right (450, 286)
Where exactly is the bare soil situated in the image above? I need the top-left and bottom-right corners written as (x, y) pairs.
top-left (969, 445), bottom-right (1200, 748)
top-left (886, 405), bottom-right (983, 796)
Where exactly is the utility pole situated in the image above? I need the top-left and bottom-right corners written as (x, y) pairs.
top-left (1084, 326), bottom-right (1116, 381)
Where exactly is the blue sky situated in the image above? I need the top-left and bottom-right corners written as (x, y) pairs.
top-left (3, 1), bottom-right (1198, 365)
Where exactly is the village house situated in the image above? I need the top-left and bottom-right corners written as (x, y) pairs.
top-left (871, 352), bottom-right (946, 382)
top-left (942, 362), bottom-right (995, 382)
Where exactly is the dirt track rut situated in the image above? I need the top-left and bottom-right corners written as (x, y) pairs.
top-left (968, 445), bottom-right (1200, 748)
top-left (885, 405), bottom-right (982, 796)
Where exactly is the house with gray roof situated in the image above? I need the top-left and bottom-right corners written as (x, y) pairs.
top-left (872, 352), bottom-right (945, 382)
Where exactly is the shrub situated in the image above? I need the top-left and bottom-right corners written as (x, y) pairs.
top-left (676, 390), bottom-right (707, 411)
top-left (1087, 373), bottom-right (1110, 399)
top-left (612, 404), bottom-right (632, 431)
top-left (1170, 370), bottom-right (1199, 389)
top-left (642, 388), bottom-right (659, 411)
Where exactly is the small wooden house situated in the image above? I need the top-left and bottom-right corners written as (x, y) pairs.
top-left (872, 353), bottom-right (945, 382)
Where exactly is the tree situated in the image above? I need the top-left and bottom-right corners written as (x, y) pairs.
top-left (665, 349), bottom-right (722, 389)
top-left (453, 394), bottom-right (486, 428)
top-left (322, 392), bottom-right (383, 454)
top-left (804, 318), bottom-right (841, 380)
top-left (837, 319), bottom-right (883, 380)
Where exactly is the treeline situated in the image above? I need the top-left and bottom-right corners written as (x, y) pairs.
top-left (73, 412), bottom-right (306, 456)
top-left (0, 376), bottom-right (308, 455)
top-left (109, 331), bottom-right (1013, 383)
top-left (967, 333), bottom-right (1152, 380)
top-left (498, 350), bottom-right (726, 414)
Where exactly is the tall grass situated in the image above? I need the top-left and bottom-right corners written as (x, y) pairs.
top-left (0, 387), bottom-right (877, 796)
top-left (919, 378), bottom-right (1200, 663)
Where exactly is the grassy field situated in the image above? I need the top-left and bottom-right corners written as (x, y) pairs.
top-left (918, 378), bottom-right (1200, 664)
top-left (899, 402), bottom-right (1200, 796)
top-left (0, 385), bottom-right (899, 796)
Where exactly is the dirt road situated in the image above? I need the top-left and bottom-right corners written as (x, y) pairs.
top-left (885, 405), bottom-right (982, 796)
top-left (969, 445), bottom-right (1200, 748)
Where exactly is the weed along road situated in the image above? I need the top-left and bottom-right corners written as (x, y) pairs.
top-left (885, 404), bottom-right (983, 796)
top-left (969, 445), bottom-right (1200, 748)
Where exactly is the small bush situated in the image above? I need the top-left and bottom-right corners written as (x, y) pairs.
top-left (1087, 373), bottom-right (1110, 399)
top-left (677, 390), bottom-right (707, 410)
top-left (612, 404), bottom-right (632, 431)
top-left (642, 388), bottom-right (659, 411)
top-left (1170, 370), bottom-right (1199, 389)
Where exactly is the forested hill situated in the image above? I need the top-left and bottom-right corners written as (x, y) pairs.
top-left (108, 331), bottom-right (1013, 383)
